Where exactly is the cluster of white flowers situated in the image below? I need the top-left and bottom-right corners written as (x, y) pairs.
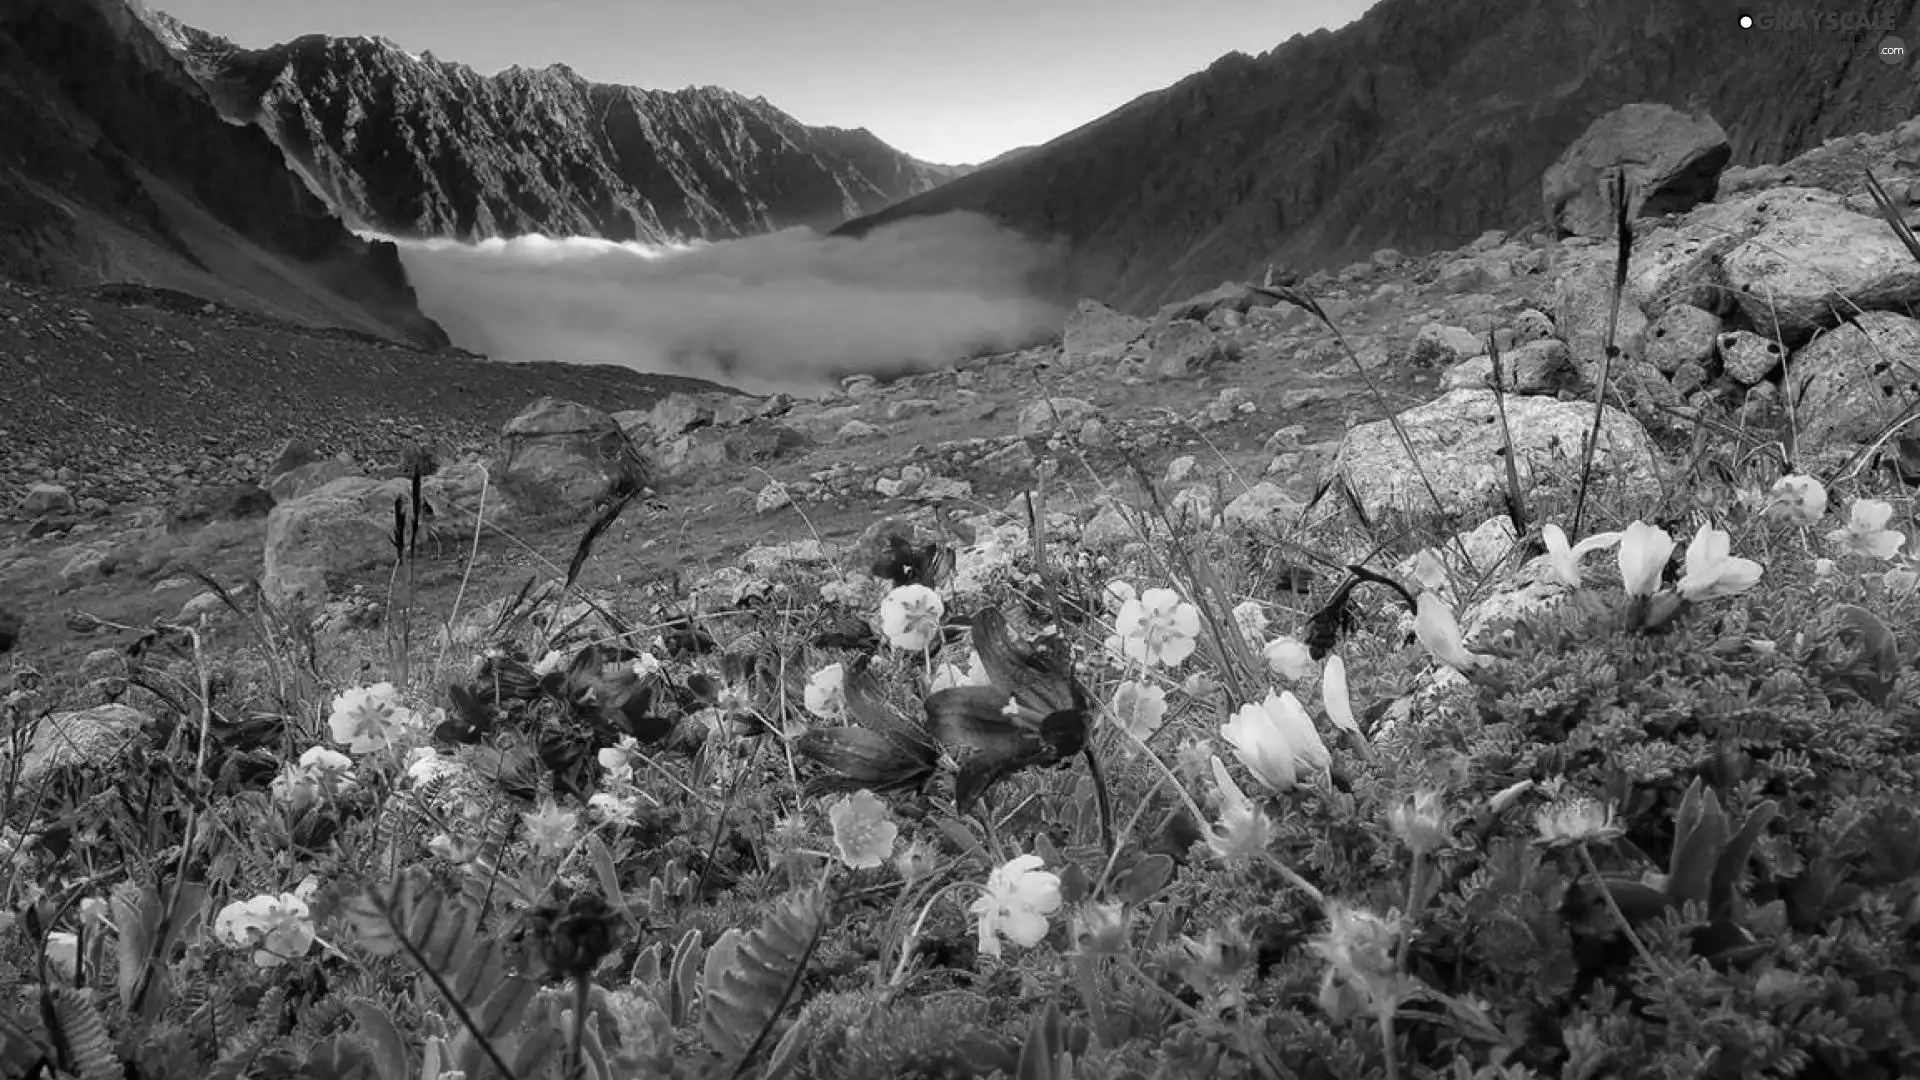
top-left (213, 889), bottom-right (317, 968)
top-left (591, 736), bottom-right (649, 825)
top-left (269, 746), bottom-right (357, 811)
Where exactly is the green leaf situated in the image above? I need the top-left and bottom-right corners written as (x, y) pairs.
top-left (347, 1000), bottom-right (410, 1080)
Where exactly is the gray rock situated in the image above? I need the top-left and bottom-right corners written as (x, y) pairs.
top-left (1223, 483), bottom-right (1304, 529)
top-left (1792, 312), bottom-right (1920, 447)
top-left (267, 456), bottom-right (358, 504)
top-left (1543, 104), bottom-right (1730, 238)
top-left (1331, 389), bottom-right (1659, 523)
top-left (1017, 397), bottom-right (1098, 438)
top-left (1077, 418), bottom-right (1112, 449)
top-left (1645, 304), bottom-right (1723, 374)
top-left (1722, 193), bottom-right (1920, 339)
top-left (496, 398), bottom-right (648, 512)
top-left (1552, 241), bottom-right (1649, 370)
top-left (978, 441), bottom-right (1037, 476)
top-left (1371, 248), bottom-right (1405, 267)
top-left (1441, 340), bottom-right (1578, 396)
top-left (15, 703), bottom-right (149, 783)
top-left (1145, 321), bottom-right (1232, 379)
top-left (20, 483), bottom-right (73, 516)
top-left (836, 420), bottom-right (882, 442)
top-left (1063, 299), bottom-right (1148, 364)
top-left (1717, 330), bottom-right (1786, 386)
top-left (1404, 323), bottom-right (1483, 368)
top-left (262, 438), bottom-right (324, 479)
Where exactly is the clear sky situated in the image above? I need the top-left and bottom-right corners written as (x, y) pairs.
top-left (153, 0), bottom-right (1372, 165)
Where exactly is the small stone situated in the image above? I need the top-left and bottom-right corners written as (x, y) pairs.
top-left (1718, 330), bottom-right (1786, 385)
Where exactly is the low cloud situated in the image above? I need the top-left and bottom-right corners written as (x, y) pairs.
top-left (392, 211), bottom-right (1067, 395)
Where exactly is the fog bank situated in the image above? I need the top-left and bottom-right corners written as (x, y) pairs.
top-left (394, 211), bottom-right (1067, 395)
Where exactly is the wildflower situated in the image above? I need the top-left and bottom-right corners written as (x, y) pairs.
top-left (1885, 567), bottom-right (1920, 600)
top-left (630, 652), bottom-right (663, 680)
top-left (405, 746), bottom-right (461, 785)
top-left (45, 931), bottom-right (78, 981)
top-left (428, 832), bottom-right (480, 863)
top-left (1221, 690), bottom-right (1331, 793)
top-left (1813, 557), bottom-right (1836, 578)
top-left (1206, 756), bottom-right (1275, 862)
top-left (827, 789), bottom-right (899, 870)
top-left (526, 894), bottom-right (620, 977)
top-left (1413, 593), bottom-right (1489, 672)
top-left (213, 893), bottom-right (316, 968)
top-left (803, 662), bottom-right (848, 721)
top-left (1180, 672), bottom-right (1218, 700)
top-left (969, 854), bottom-right (1063, 959)
top-left (1767, 475), bottom-right (1828, 526)
top-left (597, 736), bottom-right (642, 781)
top-left (532, 649), bottom-right (569, 678)
top-left (1320, 654), bottom-right (1360, 737)
top-left (78, 898), bottom-right (108, 930)
top-left (1231, 600), bottom-right (1270, 647)
top-left (522, 800), bottom-right (579, 857)
top-left (1072, 901), bottom-right (1131, 958)
top-left (879, 584), bottom-right (945, 651)
top-left (270, 746), bottom-right (357, 810)
top-left (1387, 791), bottom-right (1449, 856)
top-left (1173, 737), bottom-right (1215, 784)
top-left (928, 649), bottom-right (991, 692)
top-left (1103, 579), bottom-right (1138, 614)
top-left (1311, 902), bottom-right (1407, 1015)
top-left (893, 839), bottom-right (937, 884)
top-left (1409, 549), bottom-right (1449, 592)
top-left (1532, 796), bottom-right (1624, 847)
top-left (1829, 499), bottom-right (1907, 560)
top-left (1110, 680), bottom-right (1169, 740)
top-left (1541, 523), bottom-right (1622, 588)
top-left (1675, 524), bottom-right (1763, 602)
top-left (328, 683), bottom-right (419, 756)
top-left (588, 792), bottom-right (643, 825)
top-left (1617, 521), bottom-right (1675, 596)
top-left (1262, 635), bottom-right (1316, 680)
top-left (1111, 588), bottom-right (1202, 668)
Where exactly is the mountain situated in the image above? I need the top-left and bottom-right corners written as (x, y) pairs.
top-left (0, 0), bottom-right (447, 348)
top-left (148, 17), bottom-right (964, 243)
top-left (835, 0), bottom-right (1920, 313)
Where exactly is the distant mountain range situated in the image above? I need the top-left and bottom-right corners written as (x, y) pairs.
top-left (836, 0), bottom-right (1920, 312)
top-left (0, 0), bottom-right (447, 347)
top-left (148, 14), bottom-right (969, 243)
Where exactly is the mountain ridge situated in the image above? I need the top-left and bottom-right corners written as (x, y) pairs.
top-left (148, 13), bottom-right (972, 244)
top-left (834, 0), bottom-right (1920, 313)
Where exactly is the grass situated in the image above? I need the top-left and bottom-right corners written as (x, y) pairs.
top-left (6, 165), bottom-right (1920, 1080)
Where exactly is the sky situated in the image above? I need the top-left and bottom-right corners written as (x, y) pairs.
top-left (154, 0), bottom-right (1371, 165)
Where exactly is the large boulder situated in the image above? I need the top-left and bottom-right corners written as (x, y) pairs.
top-left (1542, 104), bottom-right (1731, 239)
top-left (262, 468), bottom-right (508, 612)
top-left (267, 454), bottom-right (359, 503)
top-left (1141, 320), bottom-right (1232, 379)
top-left (495, 398), bottom-right (648, 514)
top-left (1792, 312), bottom-right (1920, 449)
top-left (1017, 397), bottom-right (1099, 438)
top-left (20, 483), bottom-right (74, 516)
top-left (11, 704), bottom-right (150, 784)
top-left (1330, 389), bottom-right (1660, 524)
top-left (1062, 300), bottom-right (1148, 364)
top-left (1721, 194), bottom-right (1920, 341)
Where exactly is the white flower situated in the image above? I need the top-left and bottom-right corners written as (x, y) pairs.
top-left (1767, 475), bottom-right (1828, 527)
top-left (1617, 521), bottom-right (1675, 597)
top-left (630, 652), bottom-right (662, 680)
top-left (522, 800), bottom-right (578, 857)
top-left (1541, 524), bottom-right (1622, 588)
top-left (213, 893), bottom-right (316, 968)
top-left (1112, 587), bottom-right (1202, 668)
top-left (271, 745), bottom-right (357, 810)
top-left (532, 650), bottom-right (569, 678)
top-left (969, 854), bottom-right (1063, 959)
top-left (405, 747), bottom-right (461, 785)
top-left (1885, 567), bottom-right (1920, 600)
top-left (1675, 524), bottom-right (1763, 602)
top-left (45, 931), bottom-right (78, 981)
top-left (1262, 635), bottom-right (1316, 681)
top-left (827, 790), bottom-right (898, 870)
top-left (1220, 690), bottom-right (1331, 792)
top-left (1413, 593), bottom-right (1488, 672)
top-left (588, 792), bottom-right (643, 826)
top-left (928, 649), bottom-right (992, 692)
top-left (803, 663), bottom-right (848, 720)
top-left (328, 683), bottom-right (419, 756)
top-left (1409, 549), bottom-right (1449, 593)
top-left (1231, 600), bottom-right (1270, 647)
top-left (1320, 654), bottom-right (1360, 737)
top-left (1109, 680), bottom-right (1169, 740)
top-left (879, 584), bottom-right (945, 651)
top-left (1103, 579), bottom-right (1139, 615)
top-left (1205, 756), bottom-right (1274, 862)
top-left (1829, 500), bottom-right (1907, 560)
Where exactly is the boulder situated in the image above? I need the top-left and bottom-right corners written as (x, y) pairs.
top-left (1223, 483), bottom-right (1304, 529)
top-left (1645, 304), bottom-right (1723, 374)
top-left (1017, 397), bottom-right (1098, 439)
top-left (1721, 194), bottom-right (1920, 340)
top-left (1552, 241), bottom-right (1649, 370)
top-left (1404, 323), bottom-right (1484, 368)
top-left (1330, 389), bottom-right (1659, 524)
top-left (495, 398), bottom-right (648, 513)
top-left (1792, 312), bottom-right (1920, 448)
top-left (263, 437), bottom-right (325, 479)
top-left (1143, 320), bottom-right (1232, 379)
top-left (1063, 300), bottom-right (1148, 363)
top-left (12, 703), bottom-right (149, 784)
top-left (1717, 330), bottom-right (1785, 386)
top-left (20, 483), bottom-right (73, 516)
top-left (167, 482), bottom-right (275, 532)
top-left (1441, 339), bottom-right (1578, 396)
top-left (262, 470), bottom-right (507, 612)
top-left (267, 455), bottom-right (358, 504)
top-left (1542, 104), bottom-right (1731, 238)
top-left (647, 391), bottom-right (763, 441)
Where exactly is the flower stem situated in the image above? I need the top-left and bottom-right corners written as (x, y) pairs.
top-left (1574, 842), bottom-right (1699, 1034)
top-left (1394, 852), bottom-right (1427, 973)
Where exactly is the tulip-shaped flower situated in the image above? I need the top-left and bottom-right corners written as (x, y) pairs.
top-left (1220, 690), bottom-right (1331, 792)
top-left (1413, 593), bottom-right (1489, 672)
top-left (1616, 521), bottom-right (1675, 597)
top-left (1541, 524), bottom-right (1622, 588)
top-left (1674, 524), bottom-right (1762, 602)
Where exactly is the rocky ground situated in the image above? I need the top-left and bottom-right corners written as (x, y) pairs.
top-left (8, 108), bottom-right (1920, 684)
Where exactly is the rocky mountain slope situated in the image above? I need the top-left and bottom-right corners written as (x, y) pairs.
top-left (0, 0), bottom-right (447, 348)
top-left (149, 15), bottom-right (965, 242)
top-left (837, 0), bottom-right (1920, 313)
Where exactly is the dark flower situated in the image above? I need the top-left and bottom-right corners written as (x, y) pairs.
top-left (871, 531), bottom-right (954, 589)
top-left (526, 894), bottom-right (621, 978)
top-left (795, 655), bottom-right (940, 796)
